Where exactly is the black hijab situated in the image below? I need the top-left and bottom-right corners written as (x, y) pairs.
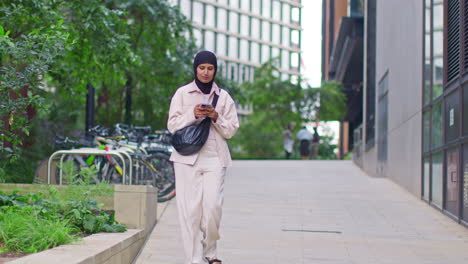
top-left (193, 50), bottom-right (217, 94)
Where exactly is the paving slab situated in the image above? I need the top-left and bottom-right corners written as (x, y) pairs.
top-left (135, 160), bottom-right (468, 264)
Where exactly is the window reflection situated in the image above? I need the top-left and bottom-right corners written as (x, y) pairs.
top-left (433, 57), bottom-right (443, 99)
top-left (423, 111), bottom-right (431, 153)
top-left (423, 158), bottom-right (430, 201)
top-left (432, 102), bottom-right (443, 149)
top-left (463, 146), bottom-right (468, 221)
top-left (431, 152), bottom-right (443, 208)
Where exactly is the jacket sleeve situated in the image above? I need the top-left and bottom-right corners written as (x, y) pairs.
top-left (167, 89), bottom-right (198, 133)
top-left (212, 93), bottom-right (239, 139)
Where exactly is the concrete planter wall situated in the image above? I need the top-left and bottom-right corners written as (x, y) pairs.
top-left (0, 184), bottom-right (158, 264)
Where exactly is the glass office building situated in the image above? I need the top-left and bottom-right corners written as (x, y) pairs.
top-left (169, 0), bottom-right (303, 82)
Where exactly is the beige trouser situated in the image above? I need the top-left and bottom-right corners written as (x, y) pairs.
top-left (174, 137), bottom-right (226, 264)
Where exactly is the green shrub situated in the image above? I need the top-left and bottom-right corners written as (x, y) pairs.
top-left (0, 206), bottom-right (78, 253)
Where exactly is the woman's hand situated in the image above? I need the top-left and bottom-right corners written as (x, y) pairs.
top-left (205, 107), bottom-right (218, 122)
top-left (194, 104), bottom-right (208, 119)
top-left (193, 104), bottom-right (218, 121)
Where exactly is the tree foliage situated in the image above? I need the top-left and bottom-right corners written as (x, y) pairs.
top-left (229, 62), bottom-right (346, 159)
top-left (0, 0), bottom-right (198, 161)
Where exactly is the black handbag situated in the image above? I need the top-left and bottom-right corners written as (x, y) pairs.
top-left (171, 94), bottom-right (219, 156)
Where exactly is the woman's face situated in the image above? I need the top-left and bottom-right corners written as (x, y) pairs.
top-left (196, 63), bottom-right (215, 83)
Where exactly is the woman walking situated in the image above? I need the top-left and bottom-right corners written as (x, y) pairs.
top-left (167, 50), bottom-right (239, 264)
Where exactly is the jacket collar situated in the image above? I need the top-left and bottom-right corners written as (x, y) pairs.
top-left (188, 80), bottom-right (220, 96)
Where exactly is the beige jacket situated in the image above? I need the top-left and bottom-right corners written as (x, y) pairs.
top-left (167, 81), bottom-right (239, 167)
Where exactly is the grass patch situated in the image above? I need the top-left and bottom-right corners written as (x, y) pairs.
top-left (0, 206), bottom-right (78, 253)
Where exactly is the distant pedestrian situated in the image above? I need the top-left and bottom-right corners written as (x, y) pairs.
top-left (309, 127), bottom-right (320, 159)
top-left (167, 50), bottom-right (239, 264)
top-left (297, 126), bottom-right (313, 160)
top-left (282, 123), bottom-right (294, 159)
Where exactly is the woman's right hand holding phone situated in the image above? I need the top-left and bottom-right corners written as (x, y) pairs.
top-left (194, 104), bottom-right (210, 118)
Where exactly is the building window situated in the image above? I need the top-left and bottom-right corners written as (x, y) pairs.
top-left (180, 0), bottom-right (191, 18)
top-left (206, 4), bottom-right (215, 27)
top-left (204, 30), bottom-right (215, 52)
top-left (229, 11), bottom-right (239, 33)
top-left (431, 151), bottom-right (443, 208)
top-left (445, 148), bottom-right (459, 215)
top-left (282, 27), bottom-right (290, 46)
top-left (283, 4), bottom-right (290, 24)
top-left (240, 39), bottom-right (249, 61)
top-left (272, 24), bottom-right (281, 45)
top-left (241, 0), bottom-right (250, 11)
top-left (192, 2), bottom-right (204, 24)
top-left (262, 21), bottom-right (271, 42)
top-left (251, 18), bottom-right (260, 39)
top-left (228, 36), bottom-right (238, 58)
top-left (445, 90), bottom-right (460, 143)
top-left (423, 110), bottom-right (431, 153)
top-left (272, 0), bottom-right (281, 20)
top-left (291, 6), bottom-right (300, 23)
top-left (281, 50), bottom-right (290, 69)
top-left (291, 52), bottom-right (299, 69)
top-left (431, 101), bottom-right (443, 149)
top-left (240, 15), bottom-right (250, 36)
top-left (217, 8), bottom-right (228, 31)
top-left (194, 28), bottom-right (203, 48)
top-left (230, 0), bottom-right (239, 8)
top-left (252, 0), bottom-right (260, 15)
top-left (251, 42), bottom-right (260, 63)
top-left (291, 29), bottom-right (299, 46)
top-left (423, 157), bottom-right (430, 201)
top-left (216, 33), bottom-right (227, 56)
top-left (261, 44), bottom-right (270, 63)
top-left (262, 0), bottom-right (271, 18)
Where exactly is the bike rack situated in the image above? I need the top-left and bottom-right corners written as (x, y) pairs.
top-left (47, 149), bottom-right (128, 185)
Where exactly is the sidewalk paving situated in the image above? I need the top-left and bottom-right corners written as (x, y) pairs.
top-left (135, 160), bottom-right (468, 264)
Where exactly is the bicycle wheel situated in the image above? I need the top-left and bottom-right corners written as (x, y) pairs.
top-left (148, 152), bottom-right (175, 200)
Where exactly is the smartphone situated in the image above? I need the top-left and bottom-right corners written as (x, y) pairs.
top-left (201, 104), bottom-right (213, 108)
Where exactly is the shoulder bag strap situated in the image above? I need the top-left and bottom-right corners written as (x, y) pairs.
top-left (211, 90), bottom-right (220, 107)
